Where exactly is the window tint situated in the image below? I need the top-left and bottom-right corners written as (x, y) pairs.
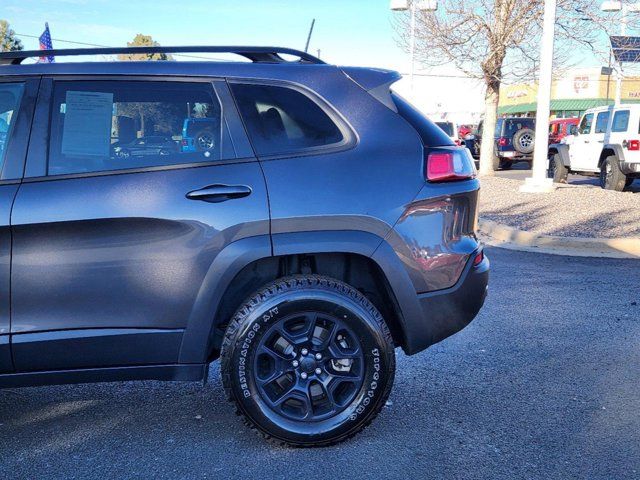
top-left (612, 110), bottom-right (629, 132)
top-left (435, 122), bottom-right (454, 136)
top-left (578, 113), bottom-right (593, 134)
top-left (494, 119), bottom-right (503, 137)
top-left (595, 111), bottom-right (610, 134)
top-left (503, 118), bottom-right (534, 137)
top-left (0, 83), bottom-right (24, 172)
top-left (231, 83), bottom-right (345, 156)
top-left (391, 92), bottom-right (453, 146)
top-left (49, 81), bottom-right (233, 176)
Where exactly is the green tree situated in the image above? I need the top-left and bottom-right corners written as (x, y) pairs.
top-left (0, 20), bottom-right (23, 52)
top-left (117, 34), bottom-right (172, 61)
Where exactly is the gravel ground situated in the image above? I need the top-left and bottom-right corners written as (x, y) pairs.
top-left (1, 247), bottom-right (639, 479)
top-left (480, 176), bottom-right (640, 238)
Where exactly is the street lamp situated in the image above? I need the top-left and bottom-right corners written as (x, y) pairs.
top-left (601, 1), bottom-right (640, 104)
top-left (390, 0), bottom-right (438, 92)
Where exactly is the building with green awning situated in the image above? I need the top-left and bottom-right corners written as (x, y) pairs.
top-left (498, 69), bottom-right (640, 117)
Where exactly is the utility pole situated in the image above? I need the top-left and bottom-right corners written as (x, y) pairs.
top-left (616, 6), bottom-right (627, 104)
top-left (304, 19), bottom-right (315, 53)
top-left (520, 0), bottom-right (557, 193)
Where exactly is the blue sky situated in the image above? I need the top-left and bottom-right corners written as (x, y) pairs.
top-left (3, 0), bottom-right (410, 70)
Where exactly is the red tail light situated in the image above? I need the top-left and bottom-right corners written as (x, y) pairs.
top-left (426, 148), bottom-right (476, 182)
top-left (497, 137), bottom-right (509, 147)
top-left (473, 251), bottom-right (484, 266)
top-left (627, 139), bottom-right (640, 151)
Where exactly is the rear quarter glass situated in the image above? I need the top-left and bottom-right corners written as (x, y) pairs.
top-left (504, 118), bottom-right (534, 136)
top-left (391, 92), bottom-right (454, 147)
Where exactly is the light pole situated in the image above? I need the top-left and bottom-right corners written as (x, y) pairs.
top-left (390, 0), bottom-right (438, 92)
top-left (520, 0), bottom-right (557, 193)
top-left (601, 1), bottom-right (640, 104)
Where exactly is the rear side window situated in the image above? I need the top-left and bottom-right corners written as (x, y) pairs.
top-left (49, 81), bottom-right (234, 176)
top-left (579, 113), bottom-right (593, 134)
top-left (0, 83), bottom-right (24, 172)
top-left (230, 83), bottom-right (344, 156)
top-left (503, 119), bottom-right (534, 137)
top-left (391, 92), bottom-right (453, 146)
top-left (595, 111), bottom-right (610, 133)
top-left (435, 122), bottom-right (454, 136)
top-left (612, 110), bottom-right (629, 132)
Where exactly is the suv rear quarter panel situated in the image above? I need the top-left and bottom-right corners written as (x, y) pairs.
top-left (240, 70), bottom-right (426, 256)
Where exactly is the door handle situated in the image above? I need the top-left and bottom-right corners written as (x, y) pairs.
top-left (584, 140), bottom-right (590, 143)
top-left (186, 184), bottom-right (252, 203)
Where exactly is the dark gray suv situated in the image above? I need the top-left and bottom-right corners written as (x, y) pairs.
top-left (0, 46), bottom-right (489, 446)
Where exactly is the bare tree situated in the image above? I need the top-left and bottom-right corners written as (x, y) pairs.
top-left (394, 1), bottom-right (620, 175)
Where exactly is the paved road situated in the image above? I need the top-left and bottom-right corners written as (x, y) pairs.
top-left (495, 161), bottom-right (640, 192)
top-left (1, 247), bottom-right (639, 479)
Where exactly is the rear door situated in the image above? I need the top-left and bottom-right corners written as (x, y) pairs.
top-left (10, 77), bottom-right (267, 372)
top-left (569, 112), bottom-right (596, 170)
top-left (0, 78), bottom-right (38, 373)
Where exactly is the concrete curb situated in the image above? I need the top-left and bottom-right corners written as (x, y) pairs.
top-left (478, 219), bottom-right (640, 259)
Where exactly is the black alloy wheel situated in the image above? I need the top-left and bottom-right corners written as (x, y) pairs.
top-left (221, 275), bottom-right (395, 447)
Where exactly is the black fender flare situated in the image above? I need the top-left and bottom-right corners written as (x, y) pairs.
top-left (177, 231), bottom-right (422, 363)
top-left (548, 143), bottom-right (570, 167)
top-left (178, 235), bottom-right (272, 363)
top-left (599, 144), bottom-right (625, 169)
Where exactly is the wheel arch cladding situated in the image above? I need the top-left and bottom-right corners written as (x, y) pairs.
top-left (177, 230), bottom-right (422, 363)
top-left (599, 145), bottom-right (624, 168)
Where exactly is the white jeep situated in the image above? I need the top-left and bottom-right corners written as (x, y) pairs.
top-left (548, 104), bottom-right (640, 191)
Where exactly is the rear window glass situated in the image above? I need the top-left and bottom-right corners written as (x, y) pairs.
top-left (230, 83), bottom-right (344, 156)
top-left (391, 92), bottom-right (453, 146)
top-left (48, 80), bottom-right (234, 176)
top-left (502, 118), bottom-right (534, 137)
top-left (0, 83), bottom-right (24, 172)
top-left (595, 111), bottom-right (610, 133)
top-left (612, 110), bottom-right (629, 132)
top-left (435, 122), bottom-right (454, 136)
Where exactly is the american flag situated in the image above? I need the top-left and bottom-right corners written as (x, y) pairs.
top-left (39, 23), bottom-right (55, 63)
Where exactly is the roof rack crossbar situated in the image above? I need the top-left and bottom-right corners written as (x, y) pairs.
top-left (0, 46), bottom-right (325, 66)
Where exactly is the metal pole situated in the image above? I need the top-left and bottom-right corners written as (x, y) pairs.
top-left (304, 19), bottom-right (315, 53)
top-left (409, 1), bottom-right (416, 92)
top-left (606, 51), bottom-right (612, 103)
top-left (615, 6), bottom-right (627, 105)
top-left (521, 0), bottom-right (557, 193)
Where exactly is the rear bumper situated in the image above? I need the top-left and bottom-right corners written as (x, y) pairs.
top-left (404, 250), bottom-right (489, 354)
top-left (498, 150), bottom-right (532, 160)
top-left (619, 160), bottom-right (640, 175)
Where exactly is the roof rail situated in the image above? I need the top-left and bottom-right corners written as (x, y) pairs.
top-left (0, 46), bottom-right (326, 66)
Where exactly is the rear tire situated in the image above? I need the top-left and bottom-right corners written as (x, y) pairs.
top-left (549, 154), bottom-right (568, 183)
top-left (600, 156), bottom-right (627, 191)
top-left (220, 275), bottom-right (396, 447)
top-left (498, 159), bottom-right (513, 170)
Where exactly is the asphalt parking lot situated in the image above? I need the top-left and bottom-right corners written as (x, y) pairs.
top-left (1, 247), bottom-right (639, 480)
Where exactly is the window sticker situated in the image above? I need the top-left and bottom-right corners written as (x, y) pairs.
top-left (61, 91), bottom-right (113, 157)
